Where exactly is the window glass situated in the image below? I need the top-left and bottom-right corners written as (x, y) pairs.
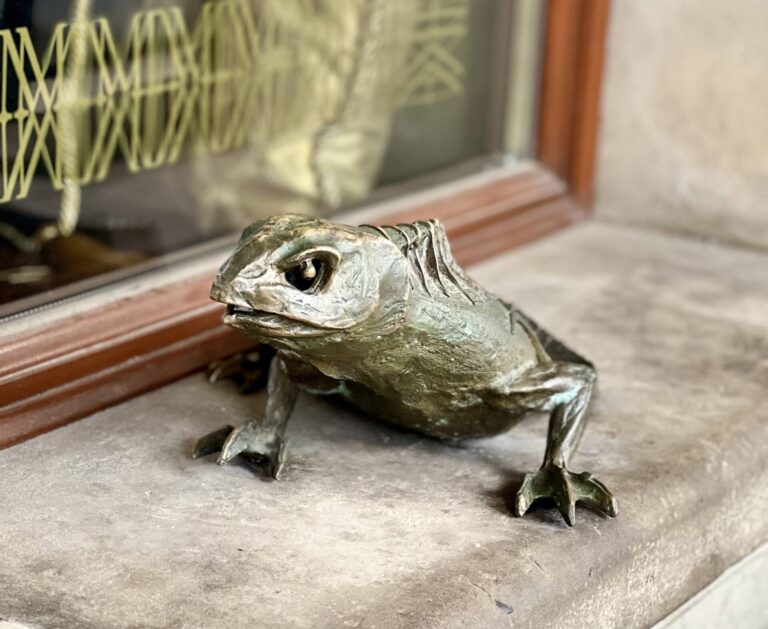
top-left (0, 0), bottom-right (543, 313)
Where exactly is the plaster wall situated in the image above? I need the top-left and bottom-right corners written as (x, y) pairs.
top-left (595, 1), bottom-right (768, 251)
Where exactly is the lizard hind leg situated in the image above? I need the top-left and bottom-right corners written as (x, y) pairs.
top-left (485, 361), bottom-right (617, 526)
top-left (206, 347), bottom-right (274, 394)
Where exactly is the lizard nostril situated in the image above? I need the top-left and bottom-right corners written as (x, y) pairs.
top-left (239, 267), bottom-right (268, 281)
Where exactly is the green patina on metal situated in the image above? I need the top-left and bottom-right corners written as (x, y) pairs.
top-left (193, 214), bottom-right (617, 526)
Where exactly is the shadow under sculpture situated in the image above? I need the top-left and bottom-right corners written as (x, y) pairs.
top-left (193, 214), bottom-right (617, 526)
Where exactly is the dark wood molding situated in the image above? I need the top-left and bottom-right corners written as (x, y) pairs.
top-left (539, 0), bottom-right (610, 207)
top-left (0, 278), bottom-right (255, 448)
top-left (569, 0), bottom-right (611, 207)
top-left (0, 0), bottom-right (611, 449)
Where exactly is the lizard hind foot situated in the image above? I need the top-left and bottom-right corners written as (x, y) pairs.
top-left (514, 464), bottom-right (617, 526)
top-left (206, 349), bottom-right (273, 394)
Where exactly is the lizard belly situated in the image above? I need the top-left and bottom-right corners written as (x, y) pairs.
top-left (341, 380), bottom-right (524, 440)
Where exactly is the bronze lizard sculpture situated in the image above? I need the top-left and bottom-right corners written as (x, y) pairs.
top-left (193, 214), bottom-right (617, 525)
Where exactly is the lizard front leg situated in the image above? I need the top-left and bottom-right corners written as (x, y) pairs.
top-left (193, 353), bottom-right (297, 479)
top-left (486, 362), bottom-right (617, 525)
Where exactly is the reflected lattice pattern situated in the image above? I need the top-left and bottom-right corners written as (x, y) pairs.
top-left (0, 0), bottom-right (470, 204)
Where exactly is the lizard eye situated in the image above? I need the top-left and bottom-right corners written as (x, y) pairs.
top-left (284, 258), bottom-right (324, 292)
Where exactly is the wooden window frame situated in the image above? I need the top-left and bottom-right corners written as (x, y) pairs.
top-left (0, 0), bottom-right (610, 448)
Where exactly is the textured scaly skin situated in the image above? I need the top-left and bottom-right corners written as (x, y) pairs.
top-left (194, 214), bottom-right (617, 526)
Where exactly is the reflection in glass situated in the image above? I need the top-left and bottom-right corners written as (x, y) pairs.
top-left (0, 0), bottom-right (539, 312)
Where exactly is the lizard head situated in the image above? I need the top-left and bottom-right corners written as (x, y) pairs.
top-left (211, 214), bottom-right (409, 341)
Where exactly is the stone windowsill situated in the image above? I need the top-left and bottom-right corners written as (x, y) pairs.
top-left (1, 221), bottom-right (766, 628)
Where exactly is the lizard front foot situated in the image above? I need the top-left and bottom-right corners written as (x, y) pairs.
top-left (514, 463), bottom-right (617, 526)
top-left (192, 423), bottom-right (286, 479)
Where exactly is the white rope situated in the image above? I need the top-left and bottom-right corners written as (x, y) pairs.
top-left (46, 0), bottom-right (92, 241)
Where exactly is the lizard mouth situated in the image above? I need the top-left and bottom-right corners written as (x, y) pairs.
top-left (221, 298), bottom-right (338, 339)
top-left (225, 304), bottom-right (264, 318)
top-left (224, 303), bottom-right (279, 323)
top-left (223, 303), bottom-right (322, 335)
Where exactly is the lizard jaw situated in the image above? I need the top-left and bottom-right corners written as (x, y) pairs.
top-left (222, 304), bottom-right (328, 338)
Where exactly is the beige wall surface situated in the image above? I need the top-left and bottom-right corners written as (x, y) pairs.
top-left (595, 1), bottom-right (768, 251)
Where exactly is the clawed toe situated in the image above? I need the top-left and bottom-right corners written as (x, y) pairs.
top-left (576, 471), bottom-right (618, 518)
top-left (514, 464), bottom-right (617, 526)
top-left (192, 425), bottom-right (234, 459)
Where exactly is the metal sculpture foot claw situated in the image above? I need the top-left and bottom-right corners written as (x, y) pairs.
top-left (192, 425), bottom-right (235, 459)
top-left (193, 423), bottom-right (286, 479)
top-left (514, 464), bottom-right (617, 526)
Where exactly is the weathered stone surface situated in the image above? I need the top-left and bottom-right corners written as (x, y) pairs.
top-left (1, 222), bottom-right (767, 628)
top-left (596, 1), bottom-right (768, 251)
